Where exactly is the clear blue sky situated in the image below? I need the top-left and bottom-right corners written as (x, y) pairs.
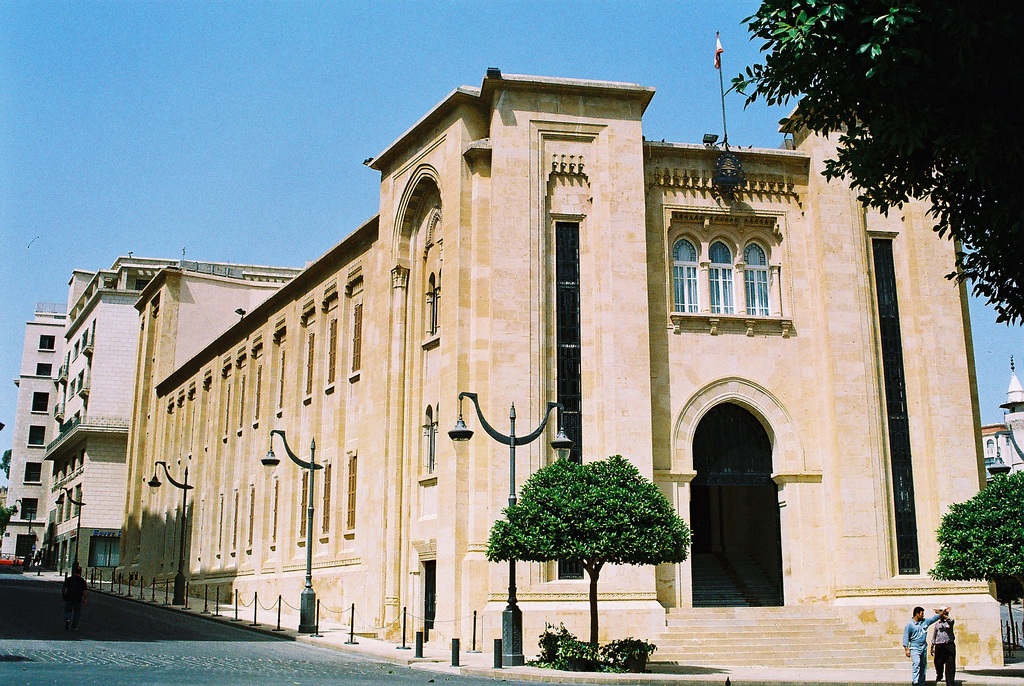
top-left (1, 1), bottom-right (1019, 485)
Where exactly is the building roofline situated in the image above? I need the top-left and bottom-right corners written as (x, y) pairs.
top-left (155, 215), bottom-right (380, 396)
top-left (368, 71), bottom-right (657, 172)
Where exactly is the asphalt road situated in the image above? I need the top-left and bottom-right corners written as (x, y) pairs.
top-left (0, 575), bottom-right (518, 686)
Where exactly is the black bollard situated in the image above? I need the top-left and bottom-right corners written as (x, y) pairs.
top-left (233, 589), bottom-right (239, 621)
top-left (185, 582), bottom-right (190, 609)
top-left (345, 602), bottom-right (358, 644)
top-left (164, 579), bottom-right (169, 604)
top-left (493, 639), bottom-right (502, 669)
top-left (274, 595), bottom-right (283, 631)
top-left (313, 599), bottom-right (321, 637)
top-left (415, 631), bottom-right (424, 659)
top-left (215, 587), bottom-right (220, 617)
top-left (451, 638), bottom-right (460, 667)
top-left (397, 606), bottom-right (410, 649)
top-left (468, 610), bottom-right (480, 652)
top-left (252, 592), bottom-right (258, 626)
top-left (151, 578), bottom-right (156, 601)
top-left (203, 585), bottom-right (209, 614)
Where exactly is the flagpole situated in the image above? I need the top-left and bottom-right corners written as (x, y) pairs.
top-left (716, 32), bottom-right (729, 148)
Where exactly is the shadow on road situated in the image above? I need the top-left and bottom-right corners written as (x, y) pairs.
top-left (0, 577), bottom-right (279, 643)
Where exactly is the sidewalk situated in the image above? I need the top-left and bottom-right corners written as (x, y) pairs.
top-left (19, 570), bottom-right (1024, 685)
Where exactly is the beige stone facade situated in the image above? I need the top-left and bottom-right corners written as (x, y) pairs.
top-left (120, 73), bottom-right (1002, 666)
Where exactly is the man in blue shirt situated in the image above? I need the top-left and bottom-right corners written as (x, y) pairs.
top-left (902, 606), bottom-right (941, 686)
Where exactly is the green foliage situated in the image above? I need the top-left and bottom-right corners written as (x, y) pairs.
top-left (0, 505), bottom-right (14, 539)
top-left (532, 625), bottom-right (658, 673)
top-left (734, 1), bottom-right (1024, 323)
top-left (2, 449), bottom-right (11, 479)
top-left (486, 454), bottom-right (690, 566)
top-left (931, 472), bottom-right (1024, 588)
top-left (488, 454), bottom-right (690, 646)
top-left (600, 637), bottom-right (657, 672)
top-left (537, 623), bottom-right (574, 664)
top-left (554, 636), bottom-right (603, 672)
top-left (995, 576), bottom-right (1023, 604)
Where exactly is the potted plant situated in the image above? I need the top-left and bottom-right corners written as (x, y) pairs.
top-left (601, 637), bottom-right (657, 673)
top-left (556, 637), bottom-right (601, 672)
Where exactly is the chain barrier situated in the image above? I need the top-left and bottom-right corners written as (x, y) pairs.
top-left (257, 594), bottom-right (279, 611)
top-left (280, 596), bottom-right (301, 612)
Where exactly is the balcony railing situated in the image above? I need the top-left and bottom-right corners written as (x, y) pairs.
top-left (53, 402), bottom-right (64, 422)
top-left (57, 364), bottom-right (68, 385)
top-left (45, 413), bottom-right (129, 453)
top-left (77, 376), bottom-right (91, 398)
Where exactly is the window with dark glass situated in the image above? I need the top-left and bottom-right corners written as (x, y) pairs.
top-left (28, 425), bottom-right (46, 446)
top-left (555, 221), bottom-right (585, 581)
top-left (24, 462), bottom-right (42, 483)
top-left (38, 335), bottom-right (55, 351)
top-left (872, 238), bottom-right (920, 574)
top-left (31, 392), bottom-right (49, 413)
top-left (35, 363), bottom-right (52, 377)
top-left (18, 497), bottom-right (38, 520)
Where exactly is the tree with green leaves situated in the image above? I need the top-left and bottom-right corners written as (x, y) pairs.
top-left (487, 454), bottom-right (691, 646)
top-left (0, 505), bottom-right (14, 540)
top-left (931, 472), bottom-right (1024, 591)
top-left (734, 1), bottom-right (1024, 323)
top-left (1, 449), bottom-right (11, 479)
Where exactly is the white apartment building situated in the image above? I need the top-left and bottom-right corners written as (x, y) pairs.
top-left (45, 256), bottom-right (300, 572)
top-left (2, 303), bottom-right (66, 565)
top-left (983, 362), bottom-right (1024, 479)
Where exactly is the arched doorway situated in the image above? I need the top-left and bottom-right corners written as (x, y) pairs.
top-left (690, 402), bottom-right (783, 606)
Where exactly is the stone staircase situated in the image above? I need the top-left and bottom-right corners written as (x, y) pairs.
top-left (654, 606), bottom-right (905, 669)
top-left (691, 552), bottom-right (782, 607)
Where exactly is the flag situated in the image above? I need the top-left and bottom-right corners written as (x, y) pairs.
top-left (715, 32), bottom-right (724, 70)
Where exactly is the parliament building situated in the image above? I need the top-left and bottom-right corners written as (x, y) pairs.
top-left (119, 72), bottom-right (1002, 667)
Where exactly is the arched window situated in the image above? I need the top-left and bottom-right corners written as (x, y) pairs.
top-left (986, 438), bottom-right (995, 457)
top-left (708, 241), bottom-right (734, 314)
top-left (743, 243), bottom-right (770, 317)
top-left (672, 239), bottom-right (699, 313)
top-left (426, 273), bottom-right (439, 336)
top-left (423, 405), bottom-right (438, 473)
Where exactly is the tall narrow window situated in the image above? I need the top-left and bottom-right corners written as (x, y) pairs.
top-left (238, 375), bottom-right (245, 428)
top-left (305, 332), bottom-right (315, 395)
top-left (672, 239), bottom-right (699, 312)
top-left (218, 495), bottom-right (225, 553)
top-left (423, 406), bottom-right (438, 473)
top-left (555, 221), bottom-right (583, 463)
top-left (254, 365), bottom-right (262, 420)
top-left (278, 350), bottom-right (286, 409)
top-left (872, 238), bottom-right (920, 574)
top-left (322, 463), bottom-right (332, 534)
top-left (346, 455), bottom-right (357, 530)
top-left (232, 490), bottom-right (239, 551)
top-left (300, 471), bottom-right (309, 537)
top-left (351, 304), bottom-right (362, 373)
top-left (426, 273), bottom-right (441, 336)
top-left (327, 319), bottom-right (338, 385)
top-left (224, 384), bottom-right (231, 436)
top-left (708, 241), bottom-right (734, 314)
top-left (743, 243), bottom-right (770, 316)
top-left (247, 485), bottom-right (255, 548)
top-left (272, 479), bottom-right (279, 544)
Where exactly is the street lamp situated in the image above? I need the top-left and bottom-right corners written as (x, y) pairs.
top-left (262, 429), bottom-right (322, 633)
top-left (55, 487), bottom-right (85, 573)
top-left (11, 498), bottom-right (37, 572)
top-left (449, 391), bottom-right (572, 667)
top-left (147, 460), bottom-right (194, 604)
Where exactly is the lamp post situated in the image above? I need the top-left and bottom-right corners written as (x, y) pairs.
top-left (12, 498), bottom-right (36, 571)
top-left (56, 487), bottom-right (85, 573)
top-left (147, 460), bottom-right (194, 604)
top-left (262, 429), bottom-right (322, 633)
top-left (449, 392), bottom-right (572, 667)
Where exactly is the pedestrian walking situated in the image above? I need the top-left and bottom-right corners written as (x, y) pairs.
top-left (61, 562), bottom-right (88, 631)
top-left (902, 606), bottom-right (941, 686)
top-left (931, 606), bottom-right (956, 686)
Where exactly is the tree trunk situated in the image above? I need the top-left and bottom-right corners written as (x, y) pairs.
top-left (585, 561), bottom-right (604, 647)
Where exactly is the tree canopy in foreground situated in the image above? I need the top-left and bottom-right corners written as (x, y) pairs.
top-left (931, 472), bottom-right (1024, 593)
top-left (735, 1), bottom-right (1024, 323)
top-left (487, 454), bottom-right (690, 646)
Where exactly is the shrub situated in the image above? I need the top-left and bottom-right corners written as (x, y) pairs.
top-left (537, 623), bottom-right (575, 664)
top-left (554, 637), bottom-right (602, 672)
top-left (601, 637), bottom-right (657, 672)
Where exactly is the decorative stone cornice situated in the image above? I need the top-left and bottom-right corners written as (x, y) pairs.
top-left (651, 166), bottom-right (801, 204)
top-left (391, 265), bottom-right (410, 290)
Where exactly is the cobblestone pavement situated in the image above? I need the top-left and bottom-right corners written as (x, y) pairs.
top-left (0, 576), bottom-right (512, 685)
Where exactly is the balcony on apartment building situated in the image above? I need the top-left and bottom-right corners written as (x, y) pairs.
top-left (44, 411), bottom-right (130, 459)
